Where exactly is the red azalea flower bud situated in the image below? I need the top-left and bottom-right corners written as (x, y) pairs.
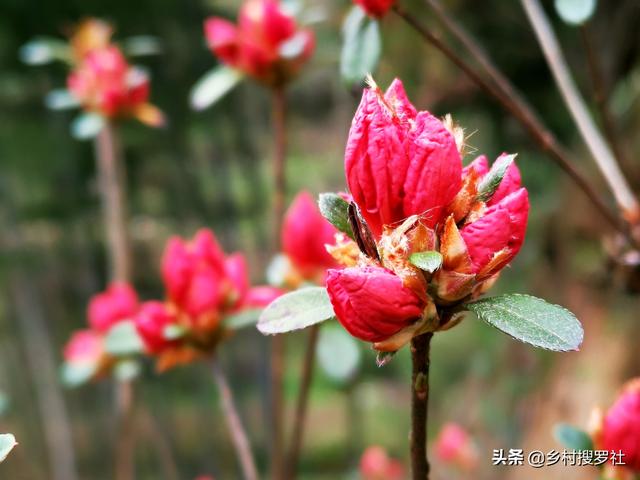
top-left (326, 266), bottom-right (425, 342)
top-left (360, 446), bottom-right (405, 480)
top-left (601, 379), bottom-right (640, 472)
top-left (63, 329), bottom-right (103, 364)
top-left (345, 79), bottom-right (462, 236)
top-left (354, 0), bottom-right (396, 18)
top-left (134, 301), bottom-right (178, 354)
top-left (282, 191), bottom-right (339, 281)
top-left (434, 423), bottom-right (479, 471)
top-left (204, 0), bottom-right (314, 86)
top-left (460, 187), bottom-right (529, 274)
top-left (225, 253), bottom-right (250, 302)
top-left (241, 286), bottom-right (284, 308)
top-left (87, 282), bottom-right (139, 333)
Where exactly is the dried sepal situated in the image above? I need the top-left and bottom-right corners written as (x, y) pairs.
top-left (440, 215), bottom-right (473, 274)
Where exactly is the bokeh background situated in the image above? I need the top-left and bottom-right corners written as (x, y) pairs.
top-left (1, 0), bottom-right (639, 478)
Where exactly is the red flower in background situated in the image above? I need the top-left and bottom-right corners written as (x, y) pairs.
top-left (87, 282), bottom-right (138, 333)
top-left (434, 423), bottom-right (479, 471)
top-left (134, 301), bottom-right (178, 355)
top-left (359, 446), bottom-right (405, 480)
top-left (600, 379), bottom-right (640, 472)
top-left (63, 330), bottom-right (103, 365)
top-left (345, 79), bottom-right (462, 237)
top-left (68, 45), bottom-right (164, 126)
top-left (204, 0), bottom-right (314, 87)
top-left (281, 191), bottom-right (339, 285)
top-left (354, 0), bottom-right (396, 18)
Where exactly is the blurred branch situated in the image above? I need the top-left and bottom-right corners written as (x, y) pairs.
top-left (393, 1), bottom-right (638, 248)
top-left (139, 408), bottom-right (180, 480)
top-left (270, 85), bottom-right (288, 480)
top-left (211, 361), bottom-right (259, 480)
top-left (285, 324), bottom-right (320, 479)
top-left (114, 380), bottom-right (135, 480)
top-left (11, 272), bottom-right (78, 480)
top-left (410, 333), bottom-right (432, 480)
top-left (579, 25), bottom-right (630, 175)
top-left (520, 0), bottom-right (639, 223)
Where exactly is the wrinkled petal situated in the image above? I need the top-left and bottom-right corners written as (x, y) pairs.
top-left (88, 282), bottom-right (139, 333)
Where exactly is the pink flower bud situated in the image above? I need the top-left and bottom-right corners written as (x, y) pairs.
top-left (241, 286), bottom-right (284, 308)
top-left (461, 188), bottom-right (529, 274)
top-left (326, 266), bottom-right (425, 342)
top-left (87, 282), bottom-right (139, 333)
top-left (205, 0), bottom-right (314, 86)
top-left (434, 423), bottom-right (479, 471)
top-left (360, 446), bottom-right (405, 480)
top-left (282, 191), bottom-right (338, 280)
top-left (63, 329), bottom-right (103, 364)
top-left (134, 301), bottom-right (178, 354)
top-left (601, 380), bottom-right (640, 472)
top-left (354, 0), bottom-right (396, 18)
top-left (345, 79), bottom-right (462, 236)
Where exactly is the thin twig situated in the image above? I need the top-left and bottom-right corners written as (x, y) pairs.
top-left (579, 25), bottom-right (630, 172)
top-left (520, 0), bottom-right (639, 222)
top-left (211, 361), bottom-right (259, 480)
top-left (270, 85), bottom-right (288, 480)
top-left (284, 325), bottom-right (320, 479)
top-left (139, 408), bottom-right (180, 480)
top-left (394, 2), bottom-right (632, 243)
top-left (410, 333), bottom-right (432, 480)
top-left (114, 380), bottom-right (135, 480)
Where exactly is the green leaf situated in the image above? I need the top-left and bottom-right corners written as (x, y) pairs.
top-left (60, 362), bottom-right (97, 388)
top-left (113, 359), bottom-right (141, 382)
top-left (163, 324), bottom-right (186, 340)
top-left (19, 37), bottom-right (70, 65)
top-left (257, 287), bottom-right (335, 335)
top-left (553, 423), bottom-right (594, 451)
top-left (554, 0), bottom-right (597, 26)
top-left (104, 321), bottom-right (144, 356)
top-left (318, 193), bottom-right (354, 239)
top-left (317, 325), bottom-right (361, 383)
top-left (190, 66), bottom-right (243, 111)
top-left (122, 35), bottom-right (162, 56)
top-left (340, 6), bottom-right (381, 85)
top-left (0, 434), bottom-right (17, 463)
top-left (45, 89), bottom-right (80, 110)
top-left (476, 154), bottom-right (516, 202)
top-left (70, 112), bottom-right (105, 140)
top-left (466, 294), bottom-right (583, 352)
top-left (409, 251), bottom-right (443, 273)
top-left (226, 309), bottom-right (262, 330)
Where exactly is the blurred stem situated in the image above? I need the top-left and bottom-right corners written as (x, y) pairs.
top-left (520, 0), bottom-right (639, 223)
top-left (410, 333), bottom-right (432, 480)
top-left (139, 408), bottom-right (180, 480)
top-left (285, 325), bottom-right (320, 479)
top-left (94, 121), bottom-right (135, 480)
top-left (270, 85), bottom-right (288, 480)
top-left (579, 25), bottom-right (630, 174)
top-left (211, 361), bottom-right (259, 480)
top-left (114, 380), bottom-right (135, 480)
top-left (394, 1), bottom-right (638, 246)
top-left (94, 121), bottom-right (131, 282)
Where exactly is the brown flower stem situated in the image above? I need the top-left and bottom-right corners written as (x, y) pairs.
top-left (94, 121), bottom-right (135, 480)
top-left (579, 25), bottom-right (630, 173)
top-left (270, 85), bottom-right (288, 480)
top-left (410, 333), bottom-right (432, 480)
top-left (393, 2), bottom-right (638, 246)
top-left (284, 324), bottom-right (321, 479)
top-left (211, 360), bottom-right (259, 480)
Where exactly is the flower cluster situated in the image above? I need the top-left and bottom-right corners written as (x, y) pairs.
top-left (205, 0), bottom-right (314, 87)
top-left (434, 423), bottom-right (479, 472)
top-left (134, 229), bottom-right (282, 371)
top-left (359, 446), bottom-right (405, 480)
top-left (591, 378), bottom-right (640, 477)
top-left (277, 191), bottom-right (340, 288)
top-left (63, 283), bottom-right (139, 380)
top-left (68, 45), bottom-right (164, 126)
top-left (325, 79), bottom-right (529, 351)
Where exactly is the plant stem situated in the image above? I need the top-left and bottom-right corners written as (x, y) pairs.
top-left (410, 333), bottom-right (432, 480)
top-left (394, 2), bottom-right (636, 244)
top-left (579, 25), bottom-right (630, 174)
top-left (211, 360), bottom-right (259, 480)
top-left (94, 121), bottom-right (135, 480)
top-left (520, 0), bottom-right (639, 223)
top-left (284, 324), bottom-right (320, 479)
top-left (270, 85), bottom-right (288, 480)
